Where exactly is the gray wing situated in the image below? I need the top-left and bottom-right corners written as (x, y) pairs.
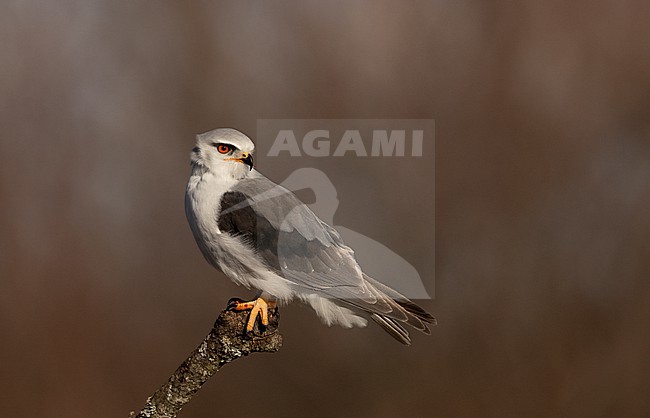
top-left (219, 174), bottom-right (372, 299)
top-left (219, 173), bottom-right (435, 340)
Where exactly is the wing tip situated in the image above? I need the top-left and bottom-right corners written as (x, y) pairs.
top-left (371, 314), bottom-right (412, 345)
top-left (395, 299), bottom-right (436, 324)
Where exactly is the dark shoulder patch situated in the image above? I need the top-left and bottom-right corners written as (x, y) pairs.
top-left (218, 191), bottom-right (282, 271)
top-left (218, 191), bottom-right (256, 238)
top-left (218, 192), bottom-right (340, 273)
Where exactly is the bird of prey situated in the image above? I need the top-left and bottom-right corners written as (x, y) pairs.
top-left (185, 128), bottom-right (435, 345)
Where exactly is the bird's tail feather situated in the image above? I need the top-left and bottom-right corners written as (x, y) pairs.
top-left (395, 298), bottom-right (436, 324)
top-left (337, 274), bottom-right (436, 345)
top-left (371, 314), bottom-right (412, 345)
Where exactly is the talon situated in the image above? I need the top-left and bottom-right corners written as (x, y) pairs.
top-left (226, 297), bottom-right (244, 311)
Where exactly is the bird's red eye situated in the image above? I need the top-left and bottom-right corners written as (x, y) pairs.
top-left (217, 144), bottom-right (230, 154)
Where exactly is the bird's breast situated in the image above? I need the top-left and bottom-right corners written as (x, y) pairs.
top-left (185, 172), bottom-right (242, 264)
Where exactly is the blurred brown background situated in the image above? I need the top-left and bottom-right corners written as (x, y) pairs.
top-left (1, 1), bottom-right (649, 417)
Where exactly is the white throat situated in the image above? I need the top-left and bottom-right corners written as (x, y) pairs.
top-left (186, 164), bottom-right (241, 238)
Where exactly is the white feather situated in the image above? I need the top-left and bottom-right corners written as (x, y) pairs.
top-left (185, 128), bottom-right (381, 330)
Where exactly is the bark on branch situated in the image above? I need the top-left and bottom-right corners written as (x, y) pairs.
top-left (131, 308), bottom-right (282, 418)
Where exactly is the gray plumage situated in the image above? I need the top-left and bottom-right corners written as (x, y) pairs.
top-left (185, 128), bottom-right (435, 344)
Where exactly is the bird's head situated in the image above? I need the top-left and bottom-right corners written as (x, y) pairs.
top-left (191, 128), bottom-right (255, 179)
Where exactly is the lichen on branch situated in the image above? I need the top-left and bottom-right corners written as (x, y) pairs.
top-left (131, 308), bottom-right (282, 418)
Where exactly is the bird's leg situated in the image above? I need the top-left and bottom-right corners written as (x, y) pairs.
top-left (227, 297), bottom-right (277, 332)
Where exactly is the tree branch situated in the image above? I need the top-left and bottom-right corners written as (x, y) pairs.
top-left (131, 308), bottom-right (282, 418)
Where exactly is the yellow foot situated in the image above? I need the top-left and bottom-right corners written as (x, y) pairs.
top-left (227, 297), bottom-right (277, 332)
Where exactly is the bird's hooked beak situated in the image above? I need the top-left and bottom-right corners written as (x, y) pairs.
top-left (239, 152), bottom-right (254, 171)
